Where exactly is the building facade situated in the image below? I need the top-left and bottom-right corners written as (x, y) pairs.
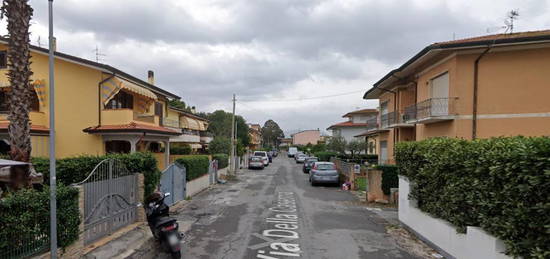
top-left (327, 108), bottom-right (378, 143)
top-left (248, 123), bottom-right (262, 150)
top-left (0, 39), bottom-right (182, 169)
top-left (166, 107), bottom-right (211, 152)
top-left (362, 30), bottom-right (550, 164)
top-left (291, 129), bottom-right (320, 145)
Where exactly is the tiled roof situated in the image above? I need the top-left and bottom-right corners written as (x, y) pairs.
top-left (0, 122), bottom-right (49, 133)
top-left (342, 108), bottom-right (378, 117)
top-left (327, 121), bottom-right (367, 129)
top-left (434, 30), bottom-right (550, 45)
top-left (83, 122), bottom-right (180, 135)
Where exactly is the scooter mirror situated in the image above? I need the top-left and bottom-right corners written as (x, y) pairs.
top-left (165, 192), bottom-right (171, 197)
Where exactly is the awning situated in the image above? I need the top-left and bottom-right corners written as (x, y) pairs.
top-left (198, 121), bottom-right (206, 131)
top-left (101, 77), bottom-right (157, 105)
top-left (32, 79), bottom-right (47, 107)
top-left (183, 116), bottom-right (201, 131)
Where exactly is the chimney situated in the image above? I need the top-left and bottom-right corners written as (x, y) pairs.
top-left (147, 70), bottom-right (154, 85)
top-left (191, 106), bottom-right (196, 114)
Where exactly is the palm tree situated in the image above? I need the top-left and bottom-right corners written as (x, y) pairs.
top-left (1, 0), bottom-right (34, 190)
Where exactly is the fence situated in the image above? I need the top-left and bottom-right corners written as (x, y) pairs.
top-left (75, 159), bottom-right (139, 245)
top-left (159, 163), bottom-right (187, 206)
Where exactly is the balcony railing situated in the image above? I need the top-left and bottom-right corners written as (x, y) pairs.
top-left (404, 97), bottom-right (458, 123)
top-left (380, 113), bottom-right (390, 128)
top-left (163, 118), bottom-right (180, 128)
top-left (133, 112), bottom-right (156, 124)
top-left (366, 116), bottom-right (378, 131)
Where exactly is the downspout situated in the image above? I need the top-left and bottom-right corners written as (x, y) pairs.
top-left (98, 73), bottom-right (115, 126)
top-left (472, 47), bottom-right (491, 140)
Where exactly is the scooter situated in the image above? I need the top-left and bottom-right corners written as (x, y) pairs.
top-left (145, 192), bottom-right (184, 259)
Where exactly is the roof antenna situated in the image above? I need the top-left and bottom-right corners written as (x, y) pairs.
top-left (36, 36), bottom-right (42, 48)
top-left (504, 10), bottom-right (519, 33)
top-left (93, 45), bottom-right (106, 63)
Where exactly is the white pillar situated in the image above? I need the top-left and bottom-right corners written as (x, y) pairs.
top-left (130, 139), bottom-right (138, 153)
top-left (165, 140), bottom-right (170, 166)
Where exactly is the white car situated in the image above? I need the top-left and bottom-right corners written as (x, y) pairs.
top-left (253, 151), bottom-right (270, 166)
top-left (296, 154), bottom-right (307, 163)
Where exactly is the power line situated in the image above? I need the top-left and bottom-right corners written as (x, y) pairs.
top-left (238, 89), bottom-right (365, 103)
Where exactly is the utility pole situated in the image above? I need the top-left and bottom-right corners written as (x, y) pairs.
top-left (230, 94), bottom-right (236, 175)
top-left (48, 0), bottom-right (58, 258)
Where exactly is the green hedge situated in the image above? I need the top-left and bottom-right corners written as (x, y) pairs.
top-left (0, 185), bottom-right (80, 255)
top-left (396, 137), bottom-right (550, 258)
top-left (375, 164), bottom-right (398, 195)
top-left (212, 154), bottom-right (228, 169)
top-left (170, 144), bottom-right (192, 155)
top-left (314, 151), bottom-right (338, 161)
top-left (175, 155), bottom-right (210, 181)
top-left (32, 152), bottom-right (160, 200)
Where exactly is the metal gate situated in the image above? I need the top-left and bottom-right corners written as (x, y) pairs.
top-left (75, 159), bottom-right (139, 245)
top-left (159, 163), bottom-right (186, 206)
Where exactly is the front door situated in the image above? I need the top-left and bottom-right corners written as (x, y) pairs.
top-left (379, 141), bottom-right (388, 164)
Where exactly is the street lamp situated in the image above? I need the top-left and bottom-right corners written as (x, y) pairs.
top-left (48, 0), bottom-right (58, 258)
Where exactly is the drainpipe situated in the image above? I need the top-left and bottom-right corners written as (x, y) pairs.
top-left (98, 74), bottom-right (115, 126)
top-left (472, 47), bottom-right (491, 140)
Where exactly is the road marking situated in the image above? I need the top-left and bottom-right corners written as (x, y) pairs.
top-left (249, 191), bottom-right (303, 258)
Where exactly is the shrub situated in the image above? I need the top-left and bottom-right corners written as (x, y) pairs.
top-left (0, 185), bottom-right (80, 255)
top-left (375, 164), bottom-right (398, 195)
top-left (212, 153), bottom-right (228, 169)
top-left (314, 151), bottom-right (338, 161)
top-left (209, 137), bottom-right (231, 155)
top-left (175, 155), bottom-right (210, 181)
top-left (31, 152), bottom-right (160, 200)
top-left (396, 137), bottom-right (550, 258)
top-left (170, 144), bottom-right (192, 155)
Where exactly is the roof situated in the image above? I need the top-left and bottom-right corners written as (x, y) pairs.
top-left (327, 121), bottom-right (368, 130)
top-left (83, 122), bottom-right (181, 136)
top-left (364, 30), bottom-right (550, 99)
top-left (0, 122), bottom-right (49, 134)
top-left (168, 106), bottom-right (208, 122)
top-left (0, 37), bottom-right (180, 100)
top-left (342, 108), bottom-right (378, 118)
top-left (291, 129), bottom-right (320, 136)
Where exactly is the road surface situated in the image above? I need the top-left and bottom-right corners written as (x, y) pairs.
top-left (158, 156), bottom-right (416, 259)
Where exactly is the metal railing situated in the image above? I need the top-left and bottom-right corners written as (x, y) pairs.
top-left (366, 116), bottom-right (378, 131)
top-left (133, 112), bottom-right (155, 124)
top-left (182, 129), bottom-right (200, 135)
top-left (404, 97), bottom-right (458, 121)
top-left (380, 113), bottom-right (390, 128)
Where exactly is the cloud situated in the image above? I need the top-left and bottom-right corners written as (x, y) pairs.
top-left (4, 0), bottom-right (548, 133)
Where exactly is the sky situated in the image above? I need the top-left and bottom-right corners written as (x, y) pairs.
top-left (3, 0), bottom-right (549, 136)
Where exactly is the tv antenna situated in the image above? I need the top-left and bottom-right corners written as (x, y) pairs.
top-left (36, 36), bottom-right (42, 48)
top-left (504, 10), bottom-right (519, 33)
top-left (93, 45), bottom-right (106, 63)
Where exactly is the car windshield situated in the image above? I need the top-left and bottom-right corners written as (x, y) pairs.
top-left (316, 164), bottom-right (335, 170)
top-left (254, 152), bottom-right (265, 156)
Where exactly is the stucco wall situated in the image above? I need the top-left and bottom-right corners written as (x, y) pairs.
top-left (292, 130), bottom-right (320, 145)
top-left (399, 177), bottom-right (511, 259)
top-left (186, 173), bottom-right (210, 197)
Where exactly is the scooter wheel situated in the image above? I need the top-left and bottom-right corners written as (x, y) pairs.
top-left (171, 251), bottom-right (181, 259)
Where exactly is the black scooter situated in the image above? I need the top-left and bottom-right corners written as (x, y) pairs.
top-left (145, 192), bottom-right (184, 259)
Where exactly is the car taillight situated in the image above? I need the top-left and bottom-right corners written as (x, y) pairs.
top-left (162, 224), bottom-right (177, 231)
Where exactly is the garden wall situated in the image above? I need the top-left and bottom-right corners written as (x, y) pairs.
top-left (186, 173), bottom-right (210, 197)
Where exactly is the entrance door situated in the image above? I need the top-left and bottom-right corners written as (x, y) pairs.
top-left (379, 141), bottom-right (388, 164)
top-left (430, 72), bottom-right (449, 116)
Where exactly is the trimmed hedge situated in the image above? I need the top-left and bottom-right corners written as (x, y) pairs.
top-left (170, 144), bottom-right (192, 155)
top-left (375, 164), bottom-right (398, 195)
top-left (314, 151), bottom-right (338, 161)
top-left (175, 155), bottom-right (210, 181)
top-left (32, 152), bottom-right (160, 200)
top-left (0, 185), bottom-right (80, 254)
top-left (396, 137), bottom-right (550, 258)
top-left (212, 153), bottom-right (228, 169)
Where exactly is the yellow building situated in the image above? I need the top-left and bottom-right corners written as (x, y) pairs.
top-left (248, 124), bottom-right (262, 150)
top-left (165, 106), bottom-right (211, 152)
top-left (363, 30), bottom-right (550, 164)
top-left (0, 39), bottom-right (182, 168)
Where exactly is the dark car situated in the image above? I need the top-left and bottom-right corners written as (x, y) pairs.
top-left (272, 150), bottom-right (278, 157)
top-left (302, 157), bottom-right (318, 174)
top-left (267, 151), bottom-right (273, 163)
top-left (309, 162), bottom-right (339, 186)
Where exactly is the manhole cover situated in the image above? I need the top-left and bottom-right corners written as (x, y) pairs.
top-left (227, 189), bottom-right (238, 192)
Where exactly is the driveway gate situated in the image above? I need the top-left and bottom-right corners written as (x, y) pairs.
top-left (159, 163), bottom-right (186, 206)
top-left (75, 159), bottom-right (139, 245)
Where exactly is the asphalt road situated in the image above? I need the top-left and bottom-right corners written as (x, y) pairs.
top-left (158, 156), bottom-right (416, 259)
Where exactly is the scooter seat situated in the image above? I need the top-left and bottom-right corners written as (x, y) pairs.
top-left (153, 216), bottom-right (177, 228)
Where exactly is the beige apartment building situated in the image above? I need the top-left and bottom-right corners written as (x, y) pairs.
top-left (362, 30), bottom-right (550, 163)
top-left (291, 129), bottom-right (321, 145)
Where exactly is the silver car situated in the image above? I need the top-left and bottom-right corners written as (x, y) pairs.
top-left (295, 154), bottom-right (307, 163)
top-left (309, 162), bottom-right (339, 186)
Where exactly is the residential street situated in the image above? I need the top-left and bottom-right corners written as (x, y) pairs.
top-left (152, 156), bottom-right (416, 259)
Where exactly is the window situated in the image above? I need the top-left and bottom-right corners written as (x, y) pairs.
top-left (105, 91), bottom-right (133, 109)
top-left (0, 51), bottom-right (6, 69)
top-left (380, 101), bottom-right (388, 115)
top-left (0, 89), bottom-right (39, 112)
top-left (0, 90), bottom-right (7, 112)
top-left (30, 90), bottom-right (40, 112)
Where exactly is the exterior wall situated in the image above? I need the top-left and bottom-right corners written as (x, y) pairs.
top-left (292, 130), bottom-right (321, 145)
top-left (186, 173), bottom-right (210, 197)
top-left (332, 127), bottom-right (364, 143)
top-left (399, 177), bottom-right (511, 259)
top-left (0, 45), bottom-right (105, 158)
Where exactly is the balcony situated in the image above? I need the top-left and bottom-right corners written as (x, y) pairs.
top-left (163, 118), bottom-right (180, 129)
top-left (366, 116), bottom-right (378, 131)
top-left (385, 111), bottom-right (414, 128)
top-left (200, 132), bottom-right (213, 144)
top-left (1, 111), bottom-right (48, 126)
top-left (101, 109), bottom-right (160, 126)
top-left (404, 97), bottom-right (458, 124)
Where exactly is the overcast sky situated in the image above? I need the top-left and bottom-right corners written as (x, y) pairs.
top-left (4, 0), bottom-right (549, 136)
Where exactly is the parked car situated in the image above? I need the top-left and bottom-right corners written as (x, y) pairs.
top-left (294, 151), bottom-right (304, 161)
top-left (272, 150), bottom-right (278, 157)
top-left (253, 151), bottom-right (270, 166)
top-left (267, 151), bottom-right (273, 163)
top-left (295, 154), bottom-right (307, 163)
top-left (302, 157), bottom-right (318, 174)
top-left (248, 156), bottom-right (265, 169)
top-left (288, 147), bottom-right (298, 157)
top-left (309, 162), bottom-right (339, 186)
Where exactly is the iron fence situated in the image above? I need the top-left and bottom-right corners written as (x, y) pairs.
top-left (0, 232), bottom-right (49, 259)
top-left (380, 113), bottom-right (390, 128)
top-left (366, 116), bottom-right (378, 131)
top-left (405, 97), bottom-right (458, 121)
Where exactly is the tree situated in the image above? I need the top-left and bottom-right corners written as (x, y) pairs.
top-left (261, 119), bottom-right (284, 148)
top-left (347, 139), bottom-right (367, 158)
top-left (327, 136), bottom-right (347, 154)
top-left (208, 136), bottom-right (231, 155)
top-left (206, 110), bottom-right (250, 147)
top-left (2, 0), bottom-right (34, 190)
